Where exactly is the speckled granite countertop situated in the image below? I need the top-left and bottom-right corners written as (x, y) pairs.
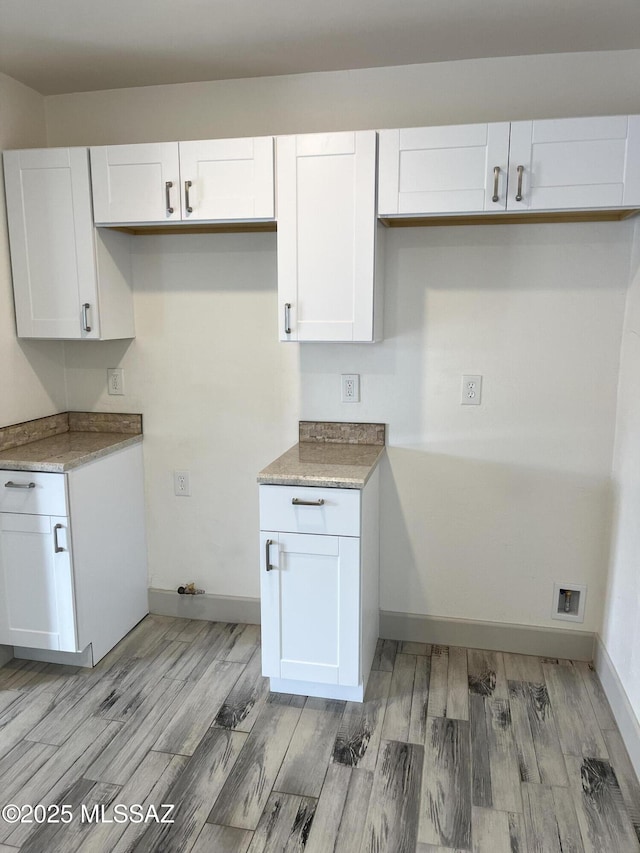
top-left (258, 421), bottom-right (386, 489)
top-left (0, 412), bottom-right (142, 473)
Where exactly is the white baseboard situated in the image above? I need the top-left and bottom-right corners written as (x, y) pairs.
top-left (148, 590), bottom-right (594, 660)
top-left (593, 635), bottom-right (640, 780)
top-left (379, 610), bottom-right (595, 661)
top-left (149, 588), bottom-right (260, 625)
top-left (0, 645), bottom-right (13, 668)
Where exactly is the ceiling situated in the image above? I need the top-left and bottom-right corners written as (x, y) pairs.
top-left (1, 0), bottom-right (640, 96)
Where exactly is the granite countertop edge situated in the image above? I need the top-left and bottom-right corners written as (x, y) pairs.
top-left (257, 443), bottom-right (386, 490)
top-left (0, 434), bottom-right (143, 473)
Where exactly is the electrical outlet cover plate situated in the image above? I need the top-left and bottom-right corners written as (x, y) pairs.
top-left (174, 470), bottom-right (191, 497)
top-left (107, 368), bottom-right (124, 396)
top-left (461, 374), bottom-right (482, 405)
top-left (341, 374), bottom-right (360, 403)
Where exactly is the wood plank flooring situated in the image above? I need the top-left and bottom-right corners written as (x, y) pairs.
top-left (0, 615), bottom-right (638, 852)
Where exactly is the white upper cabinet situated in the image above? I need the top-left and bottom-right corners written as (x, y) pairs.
top-left (508, 116), bottom-right (640, 211)
top-left (378, 123), bottom-right (510, 215)
top-left (277, 131), bottom-right (380, 342)
top-left (3, 147), bottom-right (134, 340)
top-left (379, 116), bottom-right (640, 218)
top-left (178, 138), bottom-right (274, 221)
top-left (91, 137), bottom-right (275, 225)
top-left (91, 143), bottom-right (180, 224)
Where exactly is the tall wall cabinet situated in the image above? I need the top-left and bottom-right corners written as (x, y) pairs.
top-left (276, 131), bottom-right (381, 342)
top-left (3, 148), bottom-right (135, 340)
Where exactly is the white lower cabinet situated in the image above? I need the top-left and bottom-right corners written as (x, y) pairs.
top-left (259, 474), bottom-right (379, 702)
top-left (0, 513), bottom-right (76, 652)
top-left (0, 444), bottom-right (148, 664)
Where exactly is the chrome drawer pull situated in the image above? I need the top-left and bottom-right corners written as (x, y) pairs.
top-left (284, 303), bottom-right (292, 335)
top-left (165, 180), bottom-right (174, 214)
top-left (291, 498), bottom-right (325, 507)
top-left (53, 523), bottom-right (64, 553)
top-left (4, 481), bottom-right (36, 489)
top-left (185, 180), bottom-right (193, 213)
top-left (265, 538), bottom-right (275, 571)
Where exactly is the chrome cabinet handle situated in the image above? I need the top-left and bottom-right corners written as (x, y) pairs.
top-left (265, 538), bottom-right (275, 571)
top-left (4, 481), bottom-right (36, 489)
top-left (165, 181), bottom-right (174, 214)
top-left (185, 180), bottom-right (193, 213)
top-left (492, 166), bottom-right (500, 203)
top-left (515, 165), bottom-right (524, 202)
top-left (53, 523), bottom-right (64, 553)
top-left (82, 303), bottom-right (92, 333)
top-left (284, 303), bottom-right (291, 335)
top-left (292, 498), bottom-right (325, 507)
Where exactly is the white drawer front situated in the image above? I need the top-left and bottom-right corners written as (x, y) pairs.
top-left (259, 485), bottom-right (360, 537)
top-left (0, 471), bottom-right (67, 516)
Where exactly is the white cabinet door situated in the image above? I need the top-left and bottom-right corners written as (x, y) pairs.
top-left (90, 143), bottom-right (181, 224)
top-left (508, 116), bottom-right (640, 211)
top-left (0, 514), bottom-right (78, 651)
top-left (260, 532), bottom-right (360, 686)
top-left (378, 123), bottom-right (510, 215)
top-left (178, 137), bottom-right (274, 221)
top-left (3, 148), bottom-right (100, 339)
top-left (277, 131), bottom-right (378, 342)
top-left (91, 138), bottom-right (274, 224)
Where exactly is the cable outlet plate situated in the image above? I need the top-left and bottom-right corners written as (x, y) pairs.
top-left (341, 374), bottom-right (360, 403)
top-left (107, 368), bottom-right (124, 396)
top-left (174, 470), bottom-right (191, 497)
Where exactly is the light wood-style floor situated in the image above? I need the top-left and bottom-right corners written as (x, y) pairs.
top-left (0, 615), bottom-right (638, 852)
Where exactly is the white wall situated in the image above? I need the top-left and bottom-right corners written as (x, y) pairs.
top-left (303, 223), bottom-right (629, 629)
top-left (602, 221), bottom-right (640, 723)
top-left (62, 223), bottom-right (629, 627)
top-left (48, 51), bottom-right (639, 631)
top-left (0, 74), bottom-right (67, 428)
top-left (64, 233), bottom-right (299, 598)
top-left (45, 50), bottom-right (640, 145)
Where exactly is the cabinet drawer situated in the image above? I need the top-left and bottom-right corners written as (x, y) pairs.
top-left (259, 485), bottom-right (360, 537)
top-left (0, 471), bottom-right (67, 516)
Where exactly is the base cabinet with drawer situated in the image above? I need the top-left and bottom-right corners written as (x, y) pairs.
top-left (0, 443), bottom-right (148, 664)
top-left (259, 473), bottom-right (379, 702)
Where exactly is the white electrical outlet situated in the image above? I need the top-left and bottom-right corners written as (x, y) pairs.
top-left (174, 470), bottom-right (191, 496)
top-left (341, 374), bottom-right (360, 403)
top-left (461, 374), bottom-right (482, 405)
top-left (107, 368), bottom-right (125, 396)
